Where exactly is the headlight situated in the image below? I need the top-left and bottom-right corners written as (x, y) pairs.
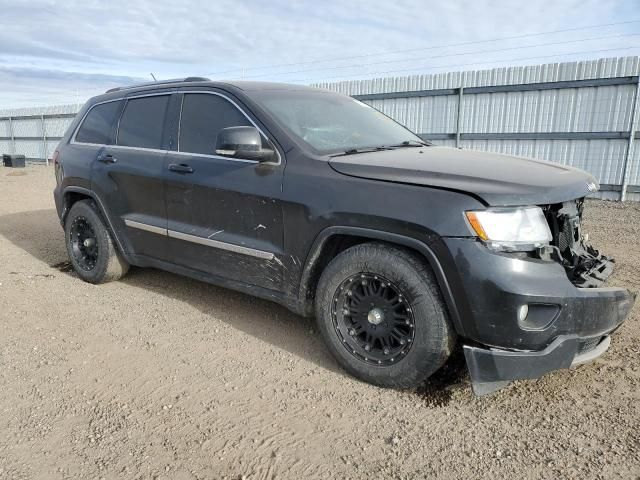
top-left (465, 206), bottom-right (552, 252)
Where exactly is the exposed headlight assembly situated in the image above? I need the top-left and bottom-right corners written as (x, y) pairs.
top-left (465, 206), bottom-right (552, 252)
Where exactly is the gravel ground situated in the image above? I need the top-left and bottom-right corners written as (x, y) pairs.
top-left (0, 164), bottom-right (639, 480)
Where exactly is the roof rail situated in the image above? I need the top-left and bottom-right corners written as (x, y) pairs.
top-left (105, 77), bottom-right (211, 94)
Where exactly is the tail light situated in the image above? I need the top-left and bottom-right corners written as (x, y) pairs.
top-left (53, 150), bottom-right (62, 184)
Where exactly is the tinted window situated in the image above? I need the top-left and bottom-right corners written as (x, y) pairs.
top-left (75, 101), bottom-right (122, 144)
top-left (117, 95), bottom-right (170, 149)
top-left (179, 93), bottom-right (251, 155)
top-left (252, 90), bottom-right (424, 154)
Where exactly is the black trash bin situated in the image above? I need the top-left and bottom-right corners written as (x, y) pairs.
top-left (2, 154), bottom-right (26, 168)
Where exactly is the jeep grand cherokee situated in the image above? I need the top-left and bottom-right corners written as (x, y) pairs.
top-left (53, 78), bottom-right (635, 395)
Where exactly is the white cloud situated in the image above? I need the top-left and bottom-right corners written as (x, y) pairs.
top-left (0, 0), bottom-right (638, 106)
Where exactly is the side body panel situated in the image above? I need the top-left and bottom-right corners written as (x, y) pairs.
top-left (93, 145), bottom-right (168, 259)
top-left (270, 148), bottom-right (484, 319)
top-left (164, 154), bottom-right (284, 290)
top-left (164, 89), bottom-right (286, 291)
top-left (89, 91), bottom-right (177, 260)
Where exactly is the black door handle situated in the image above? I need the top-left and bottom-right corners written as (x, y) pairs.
top-left (169, 163), bottom-right (194, 174)
top-left (97, 153), bottom-right (117, 164)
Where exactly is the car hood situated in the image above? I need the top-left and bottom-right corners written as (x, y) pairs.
top-left (328, 146), bottom-right (598, 206)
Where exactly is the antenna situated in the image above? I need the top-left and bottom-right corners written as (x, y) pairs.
top-left (150, 73), bottom-right (158, 82)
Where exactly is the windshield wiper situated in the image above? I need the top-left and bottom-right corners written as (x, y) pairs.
top-left (329, 146), bottom-right (393, 157)
top-left (329, 140), bottom-right (430, 157)
top-left (388, 140), bottom-right (431, 148)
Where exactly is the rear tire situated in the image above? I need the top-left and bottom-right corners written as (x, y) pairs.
top-left (64, 200), bottom-right (129, 283)
top-left (315, 242), bottom-right (455, 388)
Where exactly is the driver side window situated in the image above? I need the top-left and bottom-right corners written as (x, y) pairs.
top-left (179, 93), bottom-right (252, 155)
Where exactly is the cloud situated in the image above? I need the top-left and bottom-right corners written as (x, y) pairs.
top-left (0, 66), bottom-right (144, 107)
top-left (0, 0), bottom-right (638, 107)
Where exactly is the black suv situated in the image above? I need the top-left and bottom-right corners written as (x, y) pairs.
top-left (53, 78), bottom-right (635, 395)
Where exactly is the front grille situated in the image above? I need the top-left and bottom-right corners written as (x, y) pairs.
top-left (577, 336), bottom-right (603, 354)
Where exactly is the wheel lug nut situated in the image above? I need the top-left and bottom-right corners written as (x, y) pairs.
top-left (349, 329), bottom-right (355, 336)
top-left (347, 291), bottom-right (352, 297)
top-left (364, 344), bottom-right (371, 351)
top-left (400, 339), bottom-right (405, 345)
top-left (405, 319), bottom-right (410, 325)
top-left (383, 347), bottom-right (389, 355)
top-left (342, 308), bottom-right (349, 315)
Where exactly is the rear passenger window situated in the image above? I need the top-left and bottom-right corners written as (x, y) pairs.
top-left (117, 95), bottom-right (170, 149)
top-left (179, 93), bottom-right (252, 155)
top-left (75, 101), bottom-right (122, 144)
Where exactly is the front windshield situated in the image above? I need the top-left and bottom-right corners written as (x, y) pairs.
top-left (251, 89), bottom-right (425, 154)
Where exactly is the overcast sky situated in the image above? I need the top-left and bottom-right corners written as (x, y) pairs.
top-left (1, 0), bottom-right (639, 108)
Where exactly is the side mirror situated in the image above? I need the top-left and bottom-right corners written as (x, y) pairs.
top-left (215, 126), bottom-right (276, 163)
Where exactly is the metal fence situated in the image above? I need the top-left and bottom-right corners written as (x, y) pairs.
top-left (315, 56), bottom-right (640, 201)
top-left (2, 56), bottom-right (640, 200)
top-left (0, 103), bottom-right (79, 164)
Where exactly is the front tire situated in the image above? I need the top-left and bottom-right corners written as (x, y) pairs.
top-left (315, 242), bottom-right (455, 388)
top-left (64, 200), bottom-right (129, 283)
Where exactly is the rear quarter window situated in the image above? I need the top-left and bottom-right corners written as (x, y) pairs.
top-left (75, 100), bottom-right (123, 145)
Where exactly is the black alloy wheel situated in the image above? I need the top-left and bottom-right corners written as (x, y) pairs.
top-left (69, 216), bottom-right (99, 271)
top-left (331, 273), bottom-right (415, 366)
top-left (64, 199), bottom-right (129, 283)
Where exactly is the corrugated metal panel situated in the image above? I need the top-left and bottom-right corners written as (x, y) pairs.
top-left (11, 118), bottom-right (42, 137)
top-left (314, 56), bottom-right (640, 200)
top-left (0, 103), bottom-right (79, 117)
top-left (2, 58), bottom-right (640, 198)
top-left (45, 117), bottom-right (74, 138)
top-left (364, 95), bottom-right (458, 134)
top-left (13, 140), bottom-right (44, 159)
top-left (459, 85), bottom-right (636, 134)
top-left (0, 140), bottom-right (11, 154)
top-left (629, 135), bottom-right (640, 186)
top-left (315, 57), bottom-right (640, 93)
top-left (0, 120), bottom-right (10, 137)
top-left (0, 104), bottom-right (78, 160)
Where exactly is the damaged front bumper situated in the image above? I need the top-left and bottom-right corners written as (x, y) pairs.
top-left (464, 332), bottom-right (623, 396)
top-left (463, 286), bottom-right (635, 396)
top-left (543, 198), bottom-right (615, 288)
top-left (443, 232), bottom-right (636, 396)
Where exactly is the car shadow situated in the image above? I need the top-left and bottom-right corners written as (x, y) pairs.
top-left (0, 208), bottom-right (469, 399)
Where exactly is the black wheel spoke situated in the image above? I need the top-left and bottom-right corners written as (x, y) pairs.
top-left (331, 273), bottom-right (415, 366)
top-left (69, 216), bottom-right (99, 272)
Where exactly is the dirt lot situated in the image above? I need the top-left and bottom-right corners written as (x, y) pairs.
top-left (0, 164), bottom-right (639, 480)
